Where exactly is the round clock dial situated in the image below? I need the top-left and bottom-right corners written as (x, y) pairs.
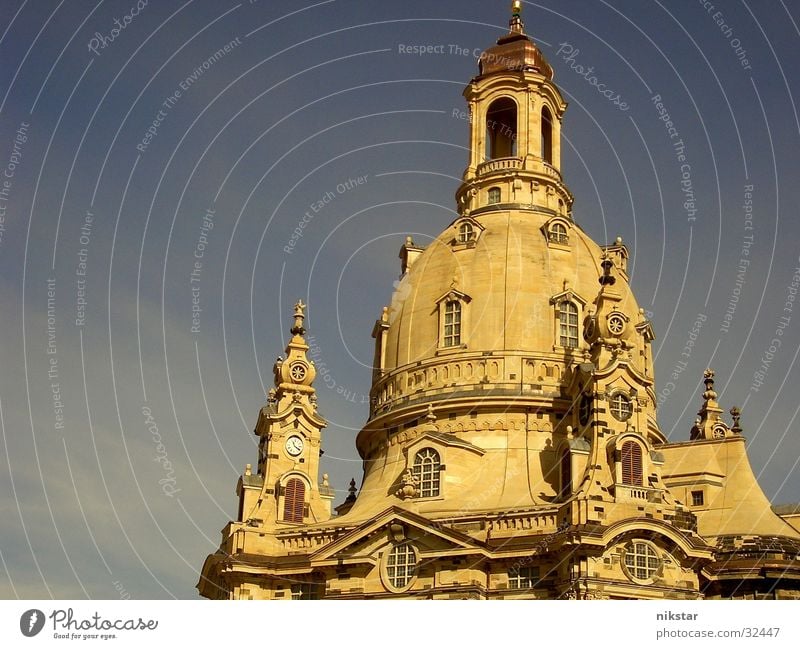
top-left (285, 435), bottom-right (304, 456)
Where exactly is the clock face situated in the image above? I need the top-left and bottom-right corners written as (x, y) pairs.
top-left (285, 435), bottom-right (304, 457)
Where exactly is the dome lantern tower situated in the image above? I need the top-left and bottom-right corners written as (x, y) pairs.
top-left (457, 1), bottom-right (572, 219)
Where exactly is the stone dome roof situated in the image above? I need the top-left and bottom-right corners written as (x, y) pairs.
top-left (367, 207), bottom-right (645, 421)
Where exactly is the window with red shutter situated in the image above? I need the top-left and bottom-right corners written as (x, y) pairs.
top-left (621, 441), bottom-right (643, 486)
top-left (283, 478), bottom-right (305, 523)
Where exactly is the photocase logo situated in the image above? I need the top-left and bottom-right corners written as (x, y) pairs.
top-left (20, 609), bottom-right (45, 637)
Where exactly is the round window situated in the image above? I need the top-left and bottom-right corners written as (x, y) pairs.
top-left (607, 314), bottom-right (626, 335)
top-left (289, 363), bottom-right (307, 382)
top-left (382, 543), bottom-right (417, 591)
top-left (622, 540), bottom-right (663, 583)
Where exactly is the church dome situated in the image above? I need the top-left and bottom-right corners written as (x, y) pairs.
top-left (369, 210), bottom-right (644, 418)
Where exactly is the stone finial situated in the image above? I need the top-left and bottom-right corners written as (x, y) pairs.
top-left (691, 369), bottom-right (729, 440)
top-left (321, 473), bottom-right (330, 488)
top-left (244, 463), bottom-right (252, 476)
top-left (291, 300), bottom-right (306, 336)
top-left (599, 257), bottom-right (616, 286)
top-left (510, 0), bottom-right (524, 32)
top-left (703, 368), bottom-right (717, 401)
top-left (347, 478), bottom-right (358, 502)
top-left (426, 404), bottom-right (437, 424)
top-left (730, 407), bottom-right (742, 434)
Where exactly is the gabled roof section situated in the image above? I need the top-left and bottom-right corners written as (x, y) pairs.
top-left (434, 288), bottom-right (472, 306)
top-left (309, 506), bottom-right (486, 562)
top-left (406, 431), bottom-right (486, 457)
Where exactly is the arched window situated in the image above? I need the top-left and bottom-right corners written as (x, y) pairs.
top-left (412, 448), bottom-right (441, 497)
top-left (283, 478), bottom-right (305, 523)
top-left (549, 222), bottom-right (568, 244)
top-left (486, 97), bottom-right (517, 159)
top-left (386, 543), bottom-right (417, 589)
top-left (443, 301), bottom-right (462, 347)
top-left (458, 222), bottom-right (475, 243)
top-left (560, 447), bottom-right (571, 498)
top-left (559, 301), bottom-right (579, 348)
top-left (487, 187), bottom-right (501, 205)
top-left (620, 441), bottom-right (643, 486)
top-left (541, 105), bottom-right (553, 164)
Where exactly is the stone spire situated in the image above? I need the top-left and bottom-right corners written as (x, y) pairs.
top-left (690, 369), bottom-right (733, 440)
top-left (272, 300), bottom-right (317, 407)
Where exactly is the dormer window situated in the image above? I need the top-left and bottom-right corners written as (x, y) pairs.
top-left (436, 289), bottom-right (471, 351)
top-left (543, 217), bottom-right (571, 250)
top-left (458, 222), bottom-right (475, 243)
top-left (487, 187), bottom-right (501, 205)
top-left (412, 448), bottom-right (441, 497)
top-left (549, 222), bottom-right (568, 244)
top-left (443, 301), bottom-right (462, 347)
top-left (558, 301), bottom-right (579, 348)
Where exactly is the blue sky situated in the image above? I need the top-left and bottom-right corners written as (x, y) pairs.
top-left (1, 0), bottom-right (799, 598)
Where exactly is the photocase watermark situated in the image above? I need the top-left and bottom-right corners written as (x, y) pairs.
top-left (141, 405), bottom-right (180, 497)
top-left (751, 259), bottom-right (800, 392)
top-left (699, 1), bottom-right (753, 71)
top-left (283, 175), bottom-right (368, 254)
top-left (74, 210), bottom-right (94, 327)
top-left (112, 579), bottom-right (131, 600)
top-left (87, 0), bottom-right (149, 57)
top-left (652, 94), bottom-right (696, 222)
top-left (657, 313), bottom-right (707, 406)
top-left (46, 278), bottom-right (65, 431)
top-left (136, 37), bottom-right (242, 153)
top-left (555, 43), bottom-right (629, 111)
top-left (20, 609), bottom-right (45, 637)
top-left (190, 206), bottom-right (215, 334)
top-left (451, 106), bottom-right (517, 144)
top-left (0, 120), bottom-right (30, 248)
top-left (397, 42), bottom-right (531, 73)
top-left (45, 608), bottom-right (158, 640)
top-left (306, 334), bottom-right (371, 405)
top-left (720, 184), bottom-right (755, 333)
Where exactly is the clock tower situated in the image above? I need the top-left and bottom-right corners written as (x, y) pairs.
top-left (237, 300), bottom-right (334, 528)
